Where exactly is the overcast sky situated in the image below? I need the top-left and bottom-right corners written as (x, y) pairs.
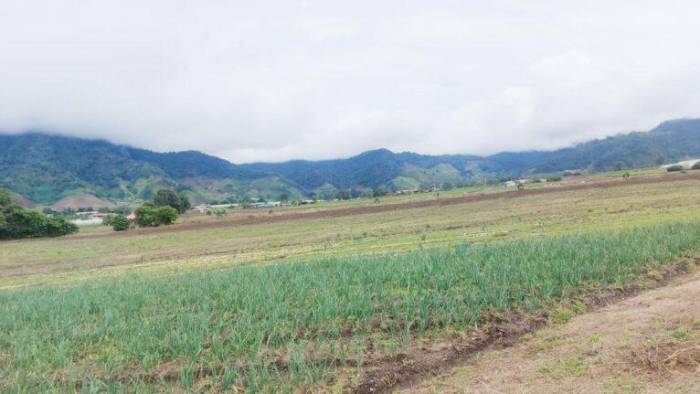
top-left (2, 1), bottom-right (700, 163)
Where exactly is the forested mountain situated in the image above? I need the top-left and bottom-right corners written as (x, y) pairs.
top-left (0, 133), bottom-right (278, 205)
top-left (240, 149), bottom-right (482, 190)
top-left (241, 118), bottom-right (700, 191)
top-left (3, 118), bottom-right (700, 206)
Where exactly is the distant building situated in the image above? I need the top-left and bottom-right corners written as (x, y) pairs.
top-left (503, 179), bottom-right (534, 188)
top-left (71, 218), bottom-right (103, 226)
top-left (193, 204), bottom-right (208, 214)
top-left (396, 188), bottom-right (421, 195)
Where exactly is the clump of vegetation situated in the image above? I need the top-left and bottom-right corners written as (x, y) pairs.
top-left (551, 307), bottom-right (576, 324)
top-left (134, 204), bottom-right (178, 227)
top-left (110, 214), bottom-right (130, 231)
top-left (670, 328), bottom-right (690, 341)
top-left (0, 189), bottom-right (77, 240)
top-left (130, 189), bottom-right (187, 228)
top-left (692, 162), bottom-right (700, 170)
top-left (3, 222), bottom-right (700, 391)
top-left (666, 165), bottom-right (684, 172)
top-left (152, 189), bottom-right (191, 213)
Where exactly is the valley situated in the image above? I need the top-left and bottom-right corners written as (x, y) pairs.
top-left (2, 168), bottom-right (700, 392)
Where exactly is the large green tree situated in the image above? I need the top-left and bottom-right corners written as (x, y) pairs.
top-left (152, 189), bottom-right (191, 213)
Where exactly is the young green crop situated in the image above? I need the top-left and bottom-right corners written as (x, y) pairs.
top-left (1, 221), bottom-right (699, 392)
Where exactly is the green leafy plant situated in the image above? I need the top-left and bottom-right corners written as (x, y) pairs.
top-left (134, 205), bottom-right (178, 227)
top-left (110, 214), bottom-right (130, 231)
top-left (0, 188), bottom-right (78, 239)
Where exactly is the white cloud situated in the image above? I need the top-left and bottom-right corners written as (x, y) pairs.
top-left (1, 0), bottom-right (700, 162)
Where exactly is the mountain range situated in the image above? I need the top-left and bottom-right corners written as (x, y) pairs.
top-left (2, 118), bottom-right (700, 208)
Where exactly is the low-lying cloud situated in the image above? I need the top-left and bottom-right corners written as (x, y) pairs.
top-left (2, 0), bottom-right (700, 163)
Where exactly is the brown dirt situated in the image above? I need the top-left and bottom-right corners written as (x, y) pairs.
top-left (395, 262), bottom-right (700, 394)
top-left (348, 259), bottom-right (699, 394)
top-left (57, 172), bottom-right (700, 241)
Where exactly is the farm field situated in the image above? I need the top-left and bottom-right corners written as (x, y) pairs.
top-left (1, 169), bottom-right (700, 392)
top-left (2, 170), bottom-right (700, 289)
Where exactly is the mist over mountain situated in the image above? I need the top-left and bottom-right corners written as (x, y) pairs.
top-left (2, 118), bottom-right (700, 206)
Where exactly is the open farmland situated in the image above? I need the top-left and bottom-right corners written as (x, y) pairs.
top-left (2, 170), bottom-right (700, 392)
top-left (2, 170), bottom-right (700, 288)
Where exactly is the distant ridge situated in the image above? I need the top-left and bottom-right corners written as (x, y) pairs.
top-left (240, 118), bottom-right (700, 190)
top-left (3, 118), bottom-right (700, 205)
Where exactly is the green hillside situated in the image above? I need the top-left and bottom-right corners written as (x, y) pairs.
top-left (3, 118), bottom-right (700, 206)
top-left (0, 133), bottom-right (301, 206)
top-left (241, 118), bottom-right (700, 189)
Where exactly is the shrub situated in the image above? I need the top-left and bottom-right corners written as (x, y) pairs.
top-left (0, 189), bottom-right (78, 239)
top-left (134, 205), bottom-right (178, 227)
top-left (43, 216), bottom-right (79, 237)
top-left (692, 162), bottom-right (700, 170)
top-left (666, 165), bottom-right (684, 172)
top-left (155, 206), bottom-right (178, 224)
top-left (134, 205), bottom-right (159, 227)
top-left (111, 214), bottom-right (130, 231)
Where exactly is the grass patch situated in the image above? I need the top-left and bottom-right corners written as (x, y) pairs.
top-left (537, 357), bottom-right (589, 378)
top-left (551, 307), bottom-right (576, 325)
top-left (671, 328), bottom-right (691, 341)
top-left (2, 222), bottom-right (700, 391)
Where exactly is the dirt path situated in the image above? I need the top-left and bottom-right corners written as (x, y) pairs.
top-left (397, 270), bottom-right (700, 394)
top-left (57, 172), bottom-right (700, 241)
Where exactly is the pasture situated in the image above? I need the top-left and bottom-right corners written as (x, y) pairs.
top-left (2, 169), bottom-right (700, 392)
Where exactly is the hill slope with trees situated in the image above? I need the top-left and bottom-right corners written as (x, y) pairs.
top-left (3, 118), bottom-right (700, 205)
top-left (241, 118), bottom-right (700, 190)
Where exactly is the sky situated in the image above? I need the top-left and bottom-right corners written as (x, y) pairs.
top-left (1, 1), bottom-right (700, 163)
